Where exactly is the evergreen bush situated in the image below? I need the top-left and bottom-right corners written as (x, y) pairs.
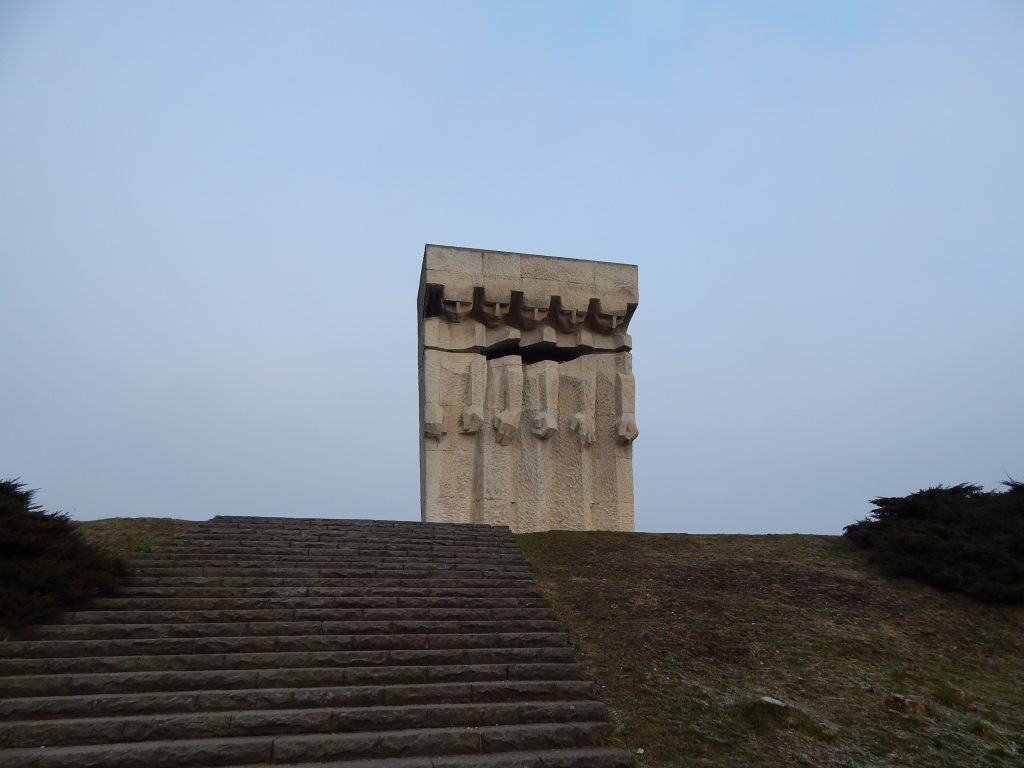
top-left (844, 480), bottom-right (1024, 604)
top-left (0, 479), bottom-right (123, 629)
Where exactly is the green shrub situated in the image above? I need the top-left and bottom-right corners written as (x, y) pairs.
top-left (0, 479), bottom-right (123, 630)
top-left (844, 481), bottom-right (1024, 604)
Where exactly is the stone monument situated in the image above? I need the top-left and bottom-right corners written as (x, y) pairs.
top-left (418, 244), bottom-right (639, 533)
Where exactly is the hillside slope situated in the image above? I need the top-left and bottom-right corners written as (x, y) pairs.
top-left (69, 521), bottom-right (1023, 766)
top-left (517, 532), bottom-right (1024, 768)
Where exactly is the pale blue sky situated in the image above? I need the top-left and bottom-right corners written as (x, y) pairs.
top-left (2, 1), bottom-right (1021, 533)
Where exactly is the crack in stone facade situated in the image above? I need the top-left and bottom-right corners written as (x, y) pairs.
top-left (418, 244), bottom-right (639, 533)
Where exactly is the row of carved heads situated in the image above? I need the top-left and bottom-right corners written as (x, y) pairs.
top-left (422, 285), bottom-right (638, 336)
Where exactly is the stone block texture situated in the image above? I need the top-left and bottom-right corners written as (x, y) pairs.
top-left (0, 516), bottom-right (629, 767)
top-left (419, 245), bottom-right (639, 532)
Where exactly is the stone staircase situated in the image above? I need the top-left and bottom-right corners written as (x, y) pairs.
top-left (0, 516), bottom-right (629, 767)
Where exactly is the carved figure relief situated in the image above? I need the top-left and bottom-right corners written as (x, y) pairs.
top-left (418, 245), bottom-right (639, 533)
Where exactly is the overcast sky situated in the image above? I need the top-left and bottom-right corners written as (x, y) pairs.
top-left (2, 1), bottom-right (1021, 534)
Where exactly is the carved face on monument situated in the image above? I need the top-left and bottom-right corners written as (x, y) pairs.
top-left (553, 297), bottom-right (588, 333)
top-left (512, 293), bottom-right (551, 330)
top-left (441, 297), bottom-right (473, 323)
top-left (587, 299), bottom-right (630, 334)
top-left (476, 297), bottom-right (511, 328)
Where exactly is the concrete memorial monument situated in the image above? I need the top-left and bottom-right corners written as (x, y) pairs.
top-left (418, 244), bottom-right (639, 533)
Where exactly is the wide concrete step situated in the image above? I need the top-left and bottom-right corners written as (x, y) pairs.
top-left (159, 549), bottom-right (521, 560)
top-left (0, 721), bottom-right (608, 768)
top-left (194, 517), bottom-right (507, 531)
top-left (0, 662), bottom-right (588, 697)
top-left (21, 618), bottom-right (561, 641)
top-left (194, 518), bottom-right (509, 533)
top-left (172, 531), bottom-right (517, 547)
top-left (196, 518), bottom-right (503, 528)
top-left (119, 565), bottom-right (532, 579)
top-left (161, 531), bottom-right (517, 542)
top-left (117, 576), bottom-right (535, 590)
top-left (85, 596), bottom-right (548, 612)
top-left (125, 563), bottom-right (530, 577)
top-left (0, 680), bottom-right (598, 721)
top-left (108, 585), bottom-right (540, 599)
top-left (52, 607), bottom-right (551, 626)
top-left (130, 553), bottom-right (526, 567)
top-left (150, 540), bottom-right (521, 553)
top-left (154, 548), bottom-right (524, 565)
top-left (156, 531), bottom-right (515, 543)
top-left (228, 749), bottom-right (631, 768)
top-left (0, 632), bottom-right (567, 659)
top-left (0, 700), bottom-right (607, 748)
top-left (0, 645), bottom-right (577, 676)
top-left (132, 548), bottom-right (526, 563)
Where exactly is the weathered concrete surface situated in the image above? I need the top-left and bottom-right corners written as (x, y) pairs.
top-left (418, 245), bottom-right (639, 533)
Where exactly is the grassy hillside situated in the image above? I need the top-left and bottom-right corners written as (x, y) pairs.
top-left (77, 518), bottom-right (200, 559)
top-left (65, 519), bottom-right (1023, 766)
top-left (517, 532), bottom-right (1024, 768)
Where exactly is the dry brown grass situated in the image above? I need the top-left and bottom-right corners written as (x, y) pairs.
top-left (77, 517), bottom-right (200, 559)
top-left (517, 531), bottom-right (1024, 768)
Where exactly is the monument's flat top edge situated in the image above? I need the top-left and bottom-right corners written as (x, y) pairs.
top-left (422, 243), bottom-right (638, 270)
